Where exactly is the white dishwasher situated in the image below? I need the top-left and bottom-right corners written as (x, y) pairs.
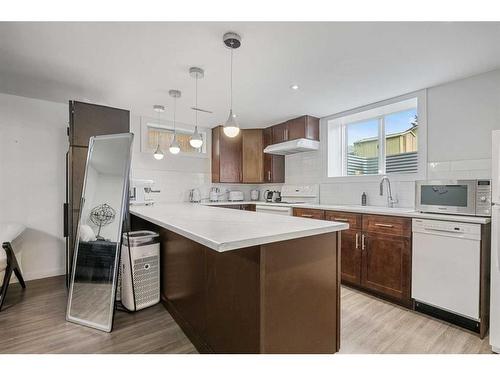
top-left (412, 218), bottom-right (481, 323)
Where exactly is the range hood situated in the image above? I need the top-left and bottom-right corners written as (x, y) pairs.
top-left (263, 138), bottom-right (320, 156)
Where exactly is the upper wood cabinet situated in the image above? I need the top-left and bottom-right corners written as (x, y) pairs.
top-left (69, 101), bottom-right (130, 147)
top-left (211, 114), bottom-right (318, 184)
top-left (212, 126), bottom-right (242, 183)
top-left (242, 129), bottom-right (264, 183)
top-left (286, 115), bottom-right (320, 141)
top-left (263, 128), bottom-right (285, 183)
top-left (272, 122), bottom-right (288, 144)
top-left (271, 115), bottom-right (320, 144)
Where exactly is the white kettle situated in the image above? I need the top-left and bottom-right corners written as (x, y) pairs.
top-left (250, 189), bottom-right (259, 201)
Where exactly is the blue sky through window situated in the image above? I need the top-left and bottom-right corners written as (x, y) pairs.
top-left (347, 108), bottom-right (417, 146)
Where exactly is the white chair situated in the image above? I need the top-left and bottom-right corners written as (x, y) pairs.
top-left (0, 223), bottom-right (26, 311)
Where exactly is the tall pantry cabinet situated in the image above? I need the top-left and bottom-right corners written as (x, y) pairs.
top-left (64, 101), bottom-right (130, 285)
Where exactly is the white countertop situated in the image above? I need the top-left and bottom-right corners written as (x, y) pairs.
top-left (130, 203), bottom-right (348, 252)
top-left (202, 201), bottom-right (491, 224)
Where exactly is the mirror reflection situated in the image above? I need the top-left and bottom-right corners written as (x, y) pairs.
top-left (66, 133), bottom-right (133, 332)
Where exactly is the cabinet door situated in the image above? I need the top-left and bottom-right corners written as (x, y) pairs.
top-left (69, 101), bottom-right (130, 147)
top-left (286, 116), bottom-right (320, 141)
top-left (272, 122), bottom-right (288, 143)
top-left (286, 117), bottom-right (306, 140)
top-left (212, 126), bottom-right (242, 183)
top-left (340, 229), bottom-right (362, 285)
top-left (242, 129), bottom-right (264, 183)
top-left (361, 232), bottom-right (411, 304)
top-left (263, 128), bottom-right (285, 183)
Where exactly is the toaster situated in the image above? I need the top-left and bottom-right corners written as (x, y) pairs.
top-left (228, 190), bottom-right (244, 202)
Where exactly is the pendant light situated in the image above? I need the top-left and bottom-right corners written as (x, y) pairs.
top-left (169, 90), bottom-right (181, 155)
top-left (152, 104), bottom-right (165, 160)
top-left (223, 32), bottom-right (241, 138)
top-left (189, 67), bottom-right (204, 149)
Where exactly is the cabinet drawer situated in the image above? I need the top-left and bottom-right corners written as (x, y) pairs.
top-left (293, 208), bottom-right (325, 220)
top-left (362, 214), bottom-right (411, 238)
top-left (325, 211), bottom-right (361, 230)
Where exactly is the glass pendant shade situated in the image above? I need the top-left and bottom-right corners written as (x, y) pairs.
top-left (189, 126), bottom-right (203, 148)
top-left (153, 144), bottom-right (164, 160)
top-left (223, 109), bottom-right (240, 138)
top-left (169, 136), bottom-right (181, 154)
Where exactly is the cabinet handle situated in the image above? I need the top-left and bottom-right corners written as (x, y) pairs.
top-left (355, 232), bottom-right (359, 249)
top-left (361, 234), bottom-right (366, 250)
top-left (285, 128), bottom-right (288, 140)
top-left (268, 171), bottom-right (271, 181)
top-left (333, 217), bottom-right (349, 222)
top-left (301, 214), bottom-right (313, 218)
top-left (374, 223), bottom-right (394, 228)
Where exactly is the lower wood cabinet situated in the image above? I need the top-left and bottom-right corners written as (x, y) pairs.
top-left (292, 208), bottom-right (325, 220)
top-left (323, 211), bottom-right (412, 306)
top-left (338, 229), bottom-right (362, 285)
top-left (362, 232), bottom-right (411, 305)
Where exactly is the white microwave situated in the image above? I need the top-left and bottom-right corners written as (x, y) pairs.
top-left (415, 180), bottom-right (491, 217)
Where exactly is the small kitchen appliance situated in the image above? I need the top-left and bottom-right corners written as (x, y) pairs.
top-left (209, 187), bottom-right (220, 202)
top-left (189, 188), bottom-right (201, 203)
top-left (121, 231), bottom-right (160, 311)
top-left (415, 180), bottom-right (491, 217)
top-left (129, 179), bottom-right (159, 206)
top-left (264, 190), bottom-right (273, 202)
top-left (228, 190), bottom-right (244, 202)
top-left (250, 189), bottom-right (259, 201)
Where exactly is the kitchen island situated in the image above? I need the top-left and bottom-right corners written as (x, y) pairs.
top-left (130, 203), bottom-right (348, 354)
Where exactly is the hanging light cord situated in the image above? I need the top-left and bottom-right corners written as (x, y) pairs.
top-left (173, 96), bottom-right (176, 137)
top-left (195, 74), bottom-right (198, 129)
top-left (230, 44), bottom-right (233, 111)
top-left (157, 108), bottom-right (161, 148)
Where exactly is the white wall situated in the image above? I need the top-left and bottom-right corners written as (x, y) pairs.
top-left (0, 93), bottom-right (67, 281)
top-left (287, 69), bottom-right (500, 207)
top-left (426, 69), bottom-right (500, 179)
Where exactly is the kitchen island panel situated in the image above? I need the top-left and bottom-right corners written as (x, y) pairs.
top-left (260, 232), bottom-right (339, 353)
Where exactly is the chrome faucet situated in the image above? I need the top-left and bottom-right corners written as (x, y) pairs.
top-left (379, 176), bottom-right (398, 208)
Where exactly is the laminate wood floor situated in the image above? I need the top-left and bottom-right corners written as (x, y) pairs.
top-left (0, 276), bottom-right (493, 353)
top-left (339, 286), bottom-right (492, 354)
top-left (0, 276), bottom-right (197, 353)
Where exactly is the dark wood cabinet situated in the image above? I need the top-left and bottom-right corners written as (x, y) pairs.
top-left (325, 211), bottom-right (362, 285)
top-left (323, 211), bottom-right (412, 306)
top-left (272, 122), bottom-right (288, 143)
top-left (212, 126), bottom-right (243, 183)
top-left (361, 232), bottom-right (411, 305)
top-left (293, 208), bottom-right (325, 220)
top-left (242, 129), bottom-right (264, 183)
top-left (65, 101), bottom-right (129, 286)
top-left (211, 115), bottom-right (319, 184)
top-left (270, 115), bottom-right (320, 144)
top-left (286, 115), bottom-right (320, 141)
top-left (263, 128), bottom-right (285, 183)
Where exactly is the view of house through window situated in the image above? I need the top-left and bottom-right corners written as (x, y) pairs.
top-left (345, 108), bottom-right (418, 175)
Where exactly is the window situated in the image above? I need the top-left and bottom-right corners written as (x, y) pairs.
top-left (328, 95), bottom-right (423, 178)
top-left (141, 118), bottom-right (207, 156)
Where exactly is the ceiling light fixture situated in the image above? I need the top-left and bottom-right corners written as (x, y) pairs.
top-left (189, 67), bottom-right (204, 149)
top-left (290, 84), bottom-right (299, 90)
top-left (223, 32), bottom-right (241, 138)
top-left (168, 90), bottom-right (181, 155)
top-left (153, 104), bottom-right (165, 160)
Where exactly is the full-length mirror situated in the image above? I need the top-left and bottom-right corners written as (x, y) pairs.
top-left (66, 133), bottom-right (133, 332)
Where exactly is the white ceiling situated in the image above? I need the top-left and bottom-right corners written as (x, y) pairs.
top-left (1, 22), bottom-right (500, 128)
